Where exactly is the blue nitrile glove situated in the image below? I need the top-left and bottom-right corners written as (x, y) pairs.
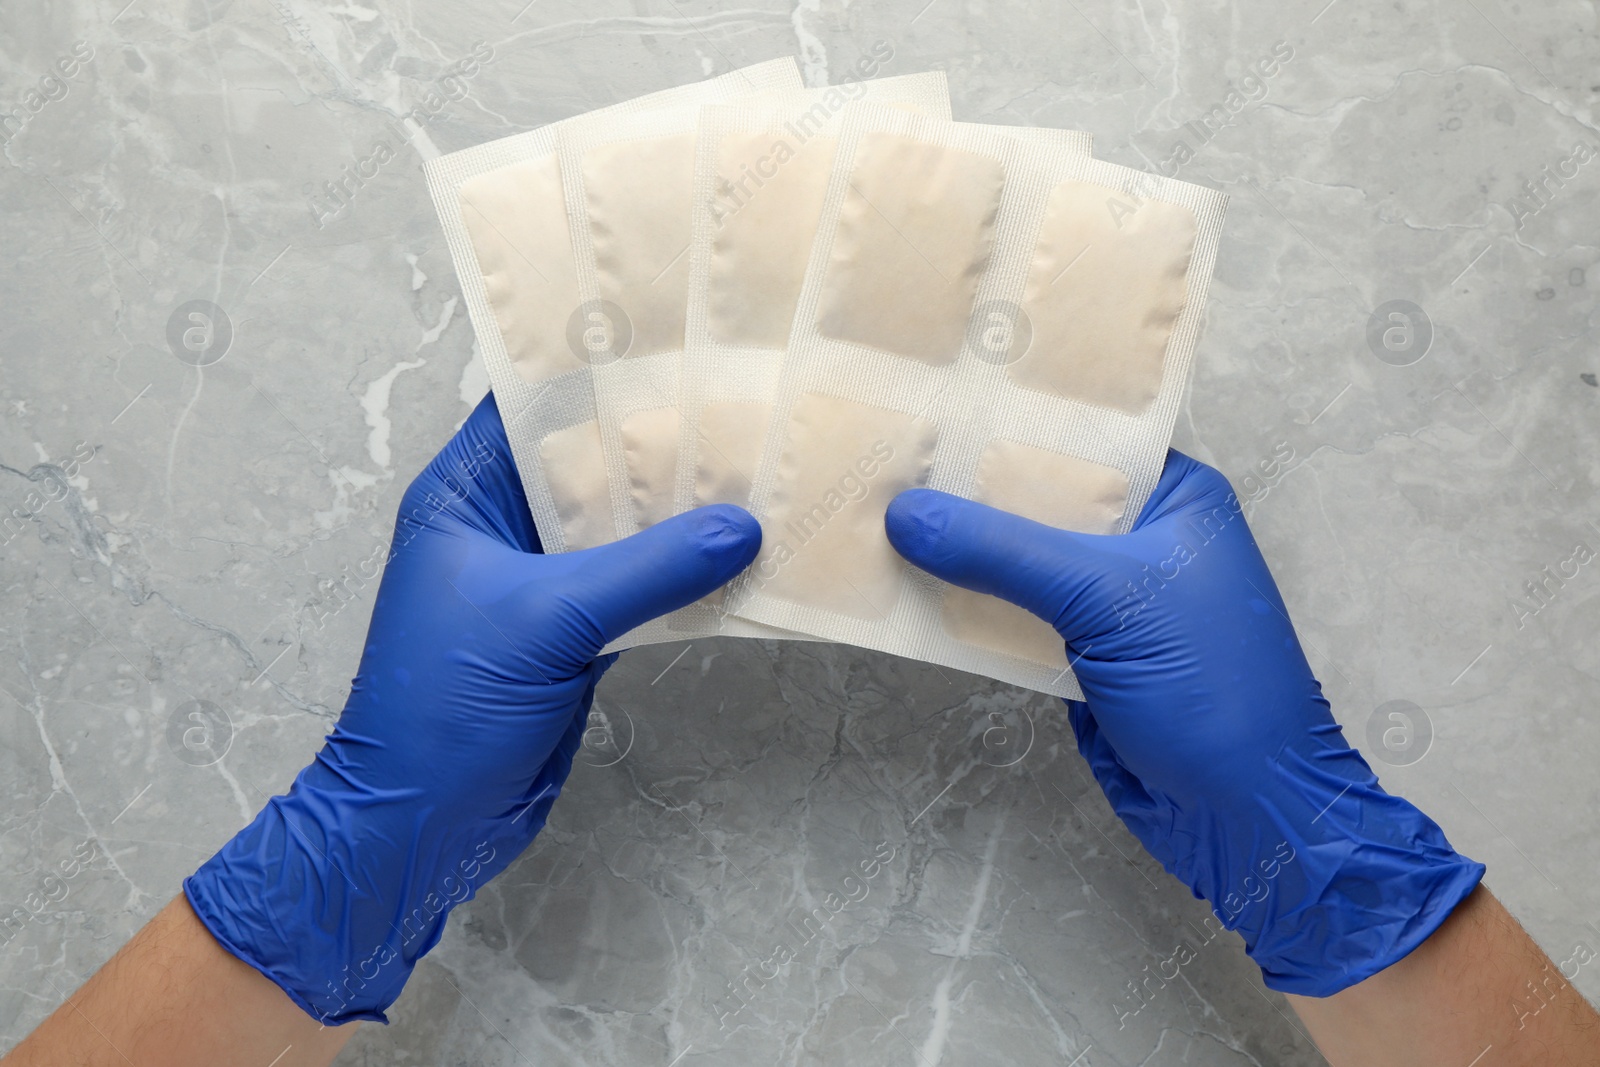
top-left (884, 450), bottom-right (1483, 997)
top-left (184, 395), bottom-right (760, 1024)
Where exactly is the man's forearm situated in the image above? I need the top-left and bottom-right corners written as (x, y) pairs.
top-left (1289, 886), bottom-right (1600, 1066)
top-left (2, 895), bottom-right (355, 1067)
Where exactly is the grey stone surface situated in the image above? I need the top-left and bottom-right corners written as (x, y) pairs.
top-left (2, 1), bottom-right (1597, 1064)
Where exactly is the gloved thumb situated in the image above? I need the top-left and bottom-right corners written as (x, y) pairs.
top-left (540, 504), bottom-right (762, 662)
top-left (885, 488), bottom-right (1119, 641)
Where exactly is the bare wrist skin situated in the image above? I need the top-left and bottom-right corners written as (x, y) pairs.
top-left (1, 896), bottom-right (355, 1067)
top-left (1288, 886), bottom-right (1600, 1067)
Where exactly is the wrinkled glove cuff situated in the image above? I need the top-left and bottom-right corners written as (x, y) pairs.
top-left (1218, 781), bottom-right (1485, 998)
top-left (182, 761), bottom-right (486, 1025)
top-left (1252, 845), bottom-right (1484, 997)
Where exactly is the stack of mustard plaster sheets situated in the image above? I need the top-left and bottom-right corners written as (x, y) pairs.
top-left (424, 57), bottom-right (1227, 698)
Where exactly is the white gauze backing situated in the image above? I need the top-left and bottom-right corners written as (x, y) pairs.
top-left (723, 102), bottom-right (1227, 698)
top-left (421, 58), bottom-right (802, 568)
top-left (556, 74), bottom-right (952, 647)
top-left (665, 104), bottom-right (1094, 638)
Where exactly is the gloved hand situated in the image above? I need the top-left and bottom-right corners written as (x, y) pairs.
top-left (885, 450), bottom-right (1483, 997)
top-left (185, 395), bottom-right (760, 1024)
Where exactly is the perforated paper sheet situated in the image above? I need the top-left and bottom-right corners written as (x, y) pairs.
top-left (565, 74), bottom-right (956, 646)
top-left (422, 58), bottom-right (802, 559)
top-left (723, 103), bottom-right (1227, 698)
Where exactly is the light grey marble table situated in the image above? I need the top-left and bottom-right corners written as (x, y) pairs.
top-left (2, 2), bottom-right (1597, 1064)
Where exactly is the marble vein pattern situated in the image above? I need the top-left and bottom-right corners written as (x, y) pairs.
top-left (2, 0), bottom-right (1597, 1064)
